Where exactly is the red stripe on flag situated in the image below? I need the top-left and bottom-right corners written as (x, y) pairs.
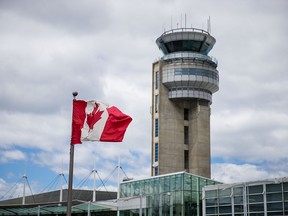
top-left (100, 106), bottom-right (132, 142)
top-left (71, 100), bottom-right (87, 144)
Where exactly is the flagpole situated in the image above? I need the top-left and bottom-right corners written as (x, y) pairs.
top-left (117, 155), bottom-right (120, 216)
top-left (67, 91), bottom-right (78, 216)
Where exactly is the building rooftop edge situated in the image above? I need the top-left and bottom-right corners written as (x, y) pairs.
top-left (120, 171), bottom-right (222, 185)
top-left (204, 176), bottom-right (288, 190)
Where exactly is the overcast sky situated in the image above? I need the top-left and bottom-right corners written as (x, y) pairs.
top-left (0, 0), bottom-right (287, 199)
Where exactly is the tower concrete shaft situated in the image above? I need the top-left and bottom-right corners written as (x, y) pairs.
top-left (151, 28), bottom-right (219, 178)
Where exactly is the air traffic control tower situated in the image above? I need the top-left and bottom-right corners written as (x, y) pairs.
top-left (151, 27), bottom-right (219, 178)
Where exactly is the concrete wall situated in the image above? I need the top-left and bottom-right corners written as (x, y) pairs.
top-left (152, 60), bottom-right (211, 178)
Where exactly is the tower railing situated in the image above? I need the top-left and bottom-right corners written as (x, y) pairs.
top-left (161, 52), bottom-right (218, 66)
top-left (161, 27), bottom-right (210, 36)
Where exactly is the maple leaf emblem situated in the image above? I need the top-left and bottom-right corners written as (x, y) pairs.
top-left (86, 102), bottom-right (104, 130)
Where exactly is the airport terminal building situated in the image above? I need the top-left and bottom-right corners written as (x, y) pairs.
top-left (0, 171), bottom-right (221, 216)
top-left (119, 171), bottom-right (221, 215)
top-left (1, 175), bottom-right (287, 215)
top-left (202, 177), bottom-right (288, 216)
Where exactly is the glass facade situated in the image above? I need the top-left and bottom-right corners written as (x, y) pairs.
top-left (203, 177), bottom-right (288, 216)
top-left (174, 68), bottom-right (219, 81)
top-left (165, 40), bottom-right (211, 55)
top-left (119, 172), bottom-right (221, 216)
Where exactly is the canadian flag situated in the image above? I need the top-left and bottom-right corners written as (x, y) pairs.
top-left (71, 100), bottom-right (132, 144)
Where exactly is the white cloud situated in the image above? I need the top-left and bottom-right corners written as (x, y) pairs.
top-left (212, 163), bottom-right (288, 184)
top-left (211, 109), bottom-right (288, 162)
top-left (0, 150), bottom-right (26, 163)
top-left (0, 111), bottom-right (71, 151)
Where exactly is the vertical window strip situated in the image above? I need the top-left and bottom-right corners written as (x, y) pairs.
top-left (155, 71), bottom-right (159, 89)
top-left (184, 108), bottom-right (189, 120)
top-left (155, 119), bottom-right (159, 137)
top-left (184, 126), bottom-right (189, 144)
top-left (155, 95), bottom-right (158, 113)
top-left (155, 167), bottom-right (158, 176)
top-left (184, 150), bottom-right (189, 170)
top-left (155, 143), bottom-right (158, 162)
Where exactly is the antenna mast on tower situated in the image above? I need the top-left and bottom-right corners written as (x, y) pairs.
top-left (207, 16), bottom-right (212, 34)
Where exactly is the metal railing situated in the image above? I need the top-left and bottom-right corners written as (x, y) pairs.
top-left (162, 52), bottom-right (218, 66)
top-left (161, 27), bottom-right (210, 36)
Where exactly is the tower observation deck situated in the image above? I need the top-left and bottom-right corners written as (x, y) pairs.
top-left (151, 27), bottom-right (219, 178)
top-left (156, 28), bottom-right (219, 102)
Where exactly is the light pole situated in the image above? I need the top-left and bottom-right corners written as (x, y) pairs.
top-left (139, 194), bottom-right (142, 216)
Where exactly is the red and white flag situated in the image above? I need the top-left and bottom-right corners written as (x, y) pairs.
top-left (71, 100), bottom-right (132, 144)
